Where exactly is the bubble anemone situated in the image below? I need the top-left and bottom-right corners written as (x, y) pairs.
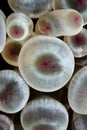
top-left (0, 70), bottom-right (30, 113)
top-left (18, 35), bottom-right (74, 92)
top-left (6, 12), bottom-right (33, 41)
top-left (7, 0), bottom-right (53, 18)
top-left (35, 9), bottom-right (83, 37)
top-left (64, 28), bottom-right (87, 58)
top-left (21, 96), bottom-right (69, 130)
top-left (68, 66), bottom-right (87, 114)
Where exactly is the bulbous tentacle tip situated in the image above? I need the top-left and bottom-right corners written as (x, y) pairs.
top-left (36, 9), bottom-right (84, 37)
top-left (1, 38), bottom-right (23, 67)
top-left (0, 114), bottom-right (14, 130)
top-left (68, 66), bottom-right (87, 115)
top-left (20, 96), bottom-right (69, 130)
top-left (6, 12), bottom-right (34, 41)
top-left (64, 28), bottom-right (87, 58)
top-left (7, 0), bottom-right (53, 18)
top-left (38, 19), bottom-right (52, 35)
top-left (18, 35), bottom-right (74, 92)
top-left (73, 112), bottom-right (87, 130)
top-left (0, 70), bottom-right (30, 114)
top-left (0, 10), bottom-right (6, 53)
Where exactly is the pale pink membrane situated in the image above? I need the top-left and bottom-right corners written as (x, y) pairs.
top-left (67, 11), bottom-right (83, 28)
top-left (6, 12), bottom-right (33, 41)
top-left (7, 0), bottom-right (53, 18)
top-left (72, 112), bottom-right (87, 130)
top-left (35, 9), bottom-right (83, 37)
top-left (0, 70), bottom-right (29, 113)
top-left (64, 28), bottom-right (87, 58)
top-left (0, 10), bottom-right (6, 52)
top-left (10, 25), bottom-right (24, 39)
top-left (68, 66), bottom-right (87, 114)
top-left (21, 97), bottom-right (69, 130)
top-left (1, 38), bottom-right (22, 67)
top-left (0, 114), bottom-right (14, 130)
top-left (18, 35), bottom-right (74, 92)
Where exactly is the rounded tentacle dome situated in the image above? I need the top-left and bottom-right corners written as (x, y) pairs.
top-left (18, 35), bottom-right (75, 92)
top-left (21, 96), bottom-right (69, 130)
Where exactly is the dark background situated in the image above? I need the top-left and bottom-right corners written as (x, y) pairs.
top-left (0, 1), bottom-right (14, 70)
top-left (0, 0), bottom-right (13, 16)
